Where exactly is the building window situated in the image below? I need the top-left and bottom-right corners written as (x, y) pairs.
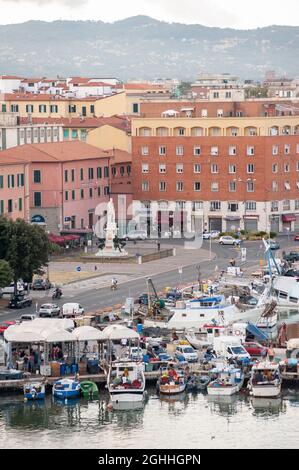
top-left (26, 105), bottom-right (34, 113)
top-left (229, 146), bottom-right (237, 156)
top-left (271, 201), bottom-right (279, 212)
top-left (225, 91), bottom-right (232, 99)
top-left (284, 181), bottom-right (291, 190)
top-left (104, 167), bottom-right (109, 178)
top-left (159, 146), bottom-right (166, 156)
top-left (159, 164), bottom-right (166, 173)
top-left (211, 164), bottom-right (218, 173)
top-left (201, 109), bottom-right (208, 117)
top-left (11, 105), bottom-right (19, 112)
top-left (284, 144), bottom-right (290, 155)
top-left (229, 181), bottom-right (236, 192)
top-left (228, 164), bottom-right (236, 174)
top-left (272, 145), bottom-right (279, 155)
top-left (97, 167), bottom-right (102, 179)
top-left (64, 170), bottom-right (68, 182)
top-left (210, 201), bottom-right (221, 211)
top-left (141, 146), bottom-right (149, 156)
top-left (217, 109), bottom-right (223, 117)
top-left (38, 105), bottom-right (47, 113)
top-left (80, 189), bottom-right (84, 199)
top-left (7, 175), bottom-right (14, 188)
top-left (71, 129), bottom-right (78, 139)
top-left (69, 105), bottom-right (76, 113)
top-left (213, 92), bottom-right (219, 99)
top-left (272, 164), bottom-right (278, 173)
top-left (88, 168), bottom-right (94, 180)
top-left (89, 188), bottom-right (93, 198)
top-left (193, 201), bottom-right (203, 210)
top-left (142, 164), bottom-right (149, 173)
top-left (194, 182), bottom-right (201, 192)
top-left (283, 200), bottom-right (290, 211)
top-left (247, 181), bottom-right (254, 192)
top-left (50, 105), bottom-right (58, 113)
top-left (65, 191), bottom-right (69, 201)
top-left (132, 103), bottom-right (139, 114)
top-left (245, 201), bottom-right (257, 211)
top-left (211, 146), bottom-right (218, 156)
top-left (176, 146), bottom-right (184, 156)
top-left (176, 164), bottom-right (184, 173)
top-left (247, 146), bottom-right (254, 156)
top-left (159, 181), bottom-right (166, 192)
top-left (272, 181), bottom-right (278, 192)
top-left (0, 200), bottom-right (4, 214)
top-left (80, 168), bottom-right (84, 181)
top-left (0, 176), bottom-right (3, 188)
top-left (97, 187), bottom-right (101, 196)
top-left (176, 181), bottom-right (184, 192)
top-left (81, 129), bottom-right (87, 141)
top-left (284, 163), bottom-right (290, 173)
top-left (194, 164), bottom-right (201, 173)
top-left (18, 198), bottom-right (22, 211)
top-left (247, 164), bottom-right (254, 173)
top-left (90, 105), bottom-right (95, 114)
top-left (8, 199), bottom-right (13, 213)
top-left (120, 166), bottom-right (125, 176)
top-left (211, 182), bottom-right (219, 192)
top-left (178, 127), bottom-right (185, 136)
top-left (295, 200), bottom-right (299, 210)
top-left (63, 129), bottom-right (69, 139)
top-left (71, 190), bottom-right (75, 200)
top-left (142, 181), bottom-right (149, 191)
top-left (34, 192), bottom-right (41, 207)
top-left (228, 202), bottom-right (238, 212)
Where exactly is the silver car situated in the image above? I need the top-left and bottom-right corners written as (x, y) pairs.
top-left (219, 236), bottom-right (241, 246)
top-left (39, 303), bottom-right (61, 318)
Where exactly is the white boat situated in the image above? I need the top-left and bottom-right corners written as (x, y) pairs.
top-left (207, 366), bottom-right (244, 396)
top-left (271, 276), bottom-right (299, 308)
top-left (107, 360), bottom-right (145, 403)
top-left (248, 362), bottom-right (282, 398)
top-left (52, 378), bottom-right (80, 399)
top-left (157, 365), bottom-right (187, 395)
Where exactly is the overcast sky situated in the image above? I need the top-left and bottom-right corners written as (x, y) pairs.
top-left (0, 0), bottom-right (299, 29)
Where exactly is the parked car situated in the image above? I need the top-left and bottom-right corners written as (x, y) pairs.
top-left (294, 234), bottom-right (299, 241)
top-left (125, 230), bottom-right (147, 241)
top-left (283, 251), bottom-right (299, 262)
top-left (175, 345), bottom-right (198, 363)
top-left (31, 278), bottom-right (52, 290)
top-left (20, 314), bottom-right (37, 322)
top-left (238, 295), bottom-right (258, 306)
top-left (1, 281), bottom-right (24, 295)
top-left (219, 236), bottom-right (241, 246)
top-left (283, 269), bottom-right (299, 278)
top-left (129, 346), bottom-right (144, 361)
top-left (9, 294), bottom-right (32, 309)
top-left (203, 230), bottom-right (220, 240)
top-left (0, 321), bottom-right (16, 334)
top-left (38, 304), bottom-right (61, 318)
top-left (267, 239), bottom-right (280, 250)
top-left (243, 341), bottom-right (268, 357)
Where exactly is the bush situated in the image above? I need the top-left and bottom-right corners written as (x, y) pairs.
top-left (270, 231), bottom-right (277, 239)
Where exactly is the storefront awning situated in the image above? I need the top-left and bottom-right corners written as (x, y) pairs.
top-left (224, 216), bottom-right (241, 221)
top-left (282, 214), bottom-right (296, 222)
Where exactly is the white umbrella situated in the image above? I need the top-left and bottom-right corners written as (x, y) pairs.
top-left (43, 328), bottom-right (76, 343)
top-left (4, 325), bottom-right (46, 343)
top-left (103, 324), bottom-right (139, 340)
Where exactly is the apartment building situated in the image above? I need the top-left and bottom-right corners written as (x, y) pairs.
top-left (132, 114), bottom-right (299, 234)
top-left (0, 141), bottom-right (111, 234)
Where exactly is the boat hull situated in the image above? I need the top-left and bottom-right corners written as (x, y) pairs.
top-left (53, 389), bottom-right (80, 399)
top-left (23, 384), bottom-right (45, 400)
top-left (207, 385), bottom-right (239, 396)
top-left (251, 385), bottom-right (281, 398)
top-left (159, 383), bottom-right (186, 395)
top-left (110, 390), bottom-right (145, 403)
top-left (24, 392), bottom-right (45, 400)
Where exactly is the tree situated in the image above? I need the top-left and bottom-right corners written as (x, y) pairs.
top-left (0, 260), bottom-right (13, 289)
top-left (0, 217), bottom-right (51, 293)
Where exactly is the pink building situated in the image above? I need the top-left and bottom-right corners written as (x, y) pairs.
top-left (0, 141), bottom-right (111, 234)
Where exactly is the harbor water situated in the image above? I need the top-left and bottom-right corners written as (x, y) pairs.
top-left (0, 388), bottom-right (299, 449)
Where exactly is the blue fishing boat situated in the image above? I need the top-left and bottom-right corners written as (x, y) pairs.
top-left (24, 382), bottom-right (46, 400)
top-left (52, 378), bottom-right (80, 399)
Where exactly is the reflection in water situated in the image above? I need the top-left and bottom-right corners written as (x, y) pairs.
top-left (1, 388), bottom-right (299, 448)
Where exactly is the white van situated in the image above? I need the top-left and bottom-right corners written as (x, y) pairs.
top-left (62, 303), bottom-right (84, 317)
top-left (213, 336), bottom-right (250, 361)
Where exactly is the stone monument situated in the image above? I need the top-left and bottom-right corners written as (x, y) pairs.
top-left (95, 198), bottom-right (128, 257)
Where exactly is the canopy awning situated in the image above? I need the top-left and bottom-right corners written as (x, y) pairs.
top-left (282, 214), bottom-right (296, 222)
top-left (4, 326), bottom-right (45, 343)
top-left (73, 326), bottom-right (108, 341)
top-left (224, 216), bottom-right (241, 221)
top-left (103, 324), bottom-right (139, 340)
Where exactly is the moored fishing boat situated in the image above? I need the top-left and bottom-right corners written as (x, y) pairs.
top-left (52, 377), bottom-right (80, 399)
top-left (23, 382), bottom-right (45, 400)
top-left (157, 364), bottom-right (187, 395)
top-left (108, 360), bottom-right (146, 403)
top-left (207, 367), bottom-right (244, 396)
top-left (80, 380), bottom-right (98, 398)
top-left (248, 362), bottom-right (282, 398)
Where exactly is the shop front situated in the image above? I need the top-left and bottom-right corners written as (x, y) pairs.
top-left (244, 216), bottom-right (259, 233)
top-left (282, 214), bottom-right (296, 232)
top-left (224, 216), bottom-right (241, 233)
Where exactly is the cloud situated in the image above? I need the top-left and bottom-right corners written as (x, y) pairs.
top-left (1, 0), bottom-right (87, 5)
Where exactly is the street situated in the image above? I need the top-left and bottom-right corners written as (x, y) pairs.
top-left (0, 237), bottom-right (297, 322)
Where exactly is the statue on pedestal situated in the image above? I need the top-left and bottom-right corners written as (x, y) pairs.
top-left (95, 198), bottom-right (128, 257)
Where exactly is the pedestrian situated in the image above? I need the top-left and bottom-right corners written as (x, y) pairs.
top-left (230, 258), bottom-right (236, 267)
top-left (268, 343), bottom-right (275, 362)
top-left (94, 265), bottom-right (98, 271)
top-left (157, 241), bottom-right (161, 252)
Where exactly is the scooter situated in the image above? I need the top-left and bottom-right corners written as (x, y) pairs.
top-left (52, 289), bottom-right (62, 300)
top-left (110, 283), bottom-right (117, 291)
